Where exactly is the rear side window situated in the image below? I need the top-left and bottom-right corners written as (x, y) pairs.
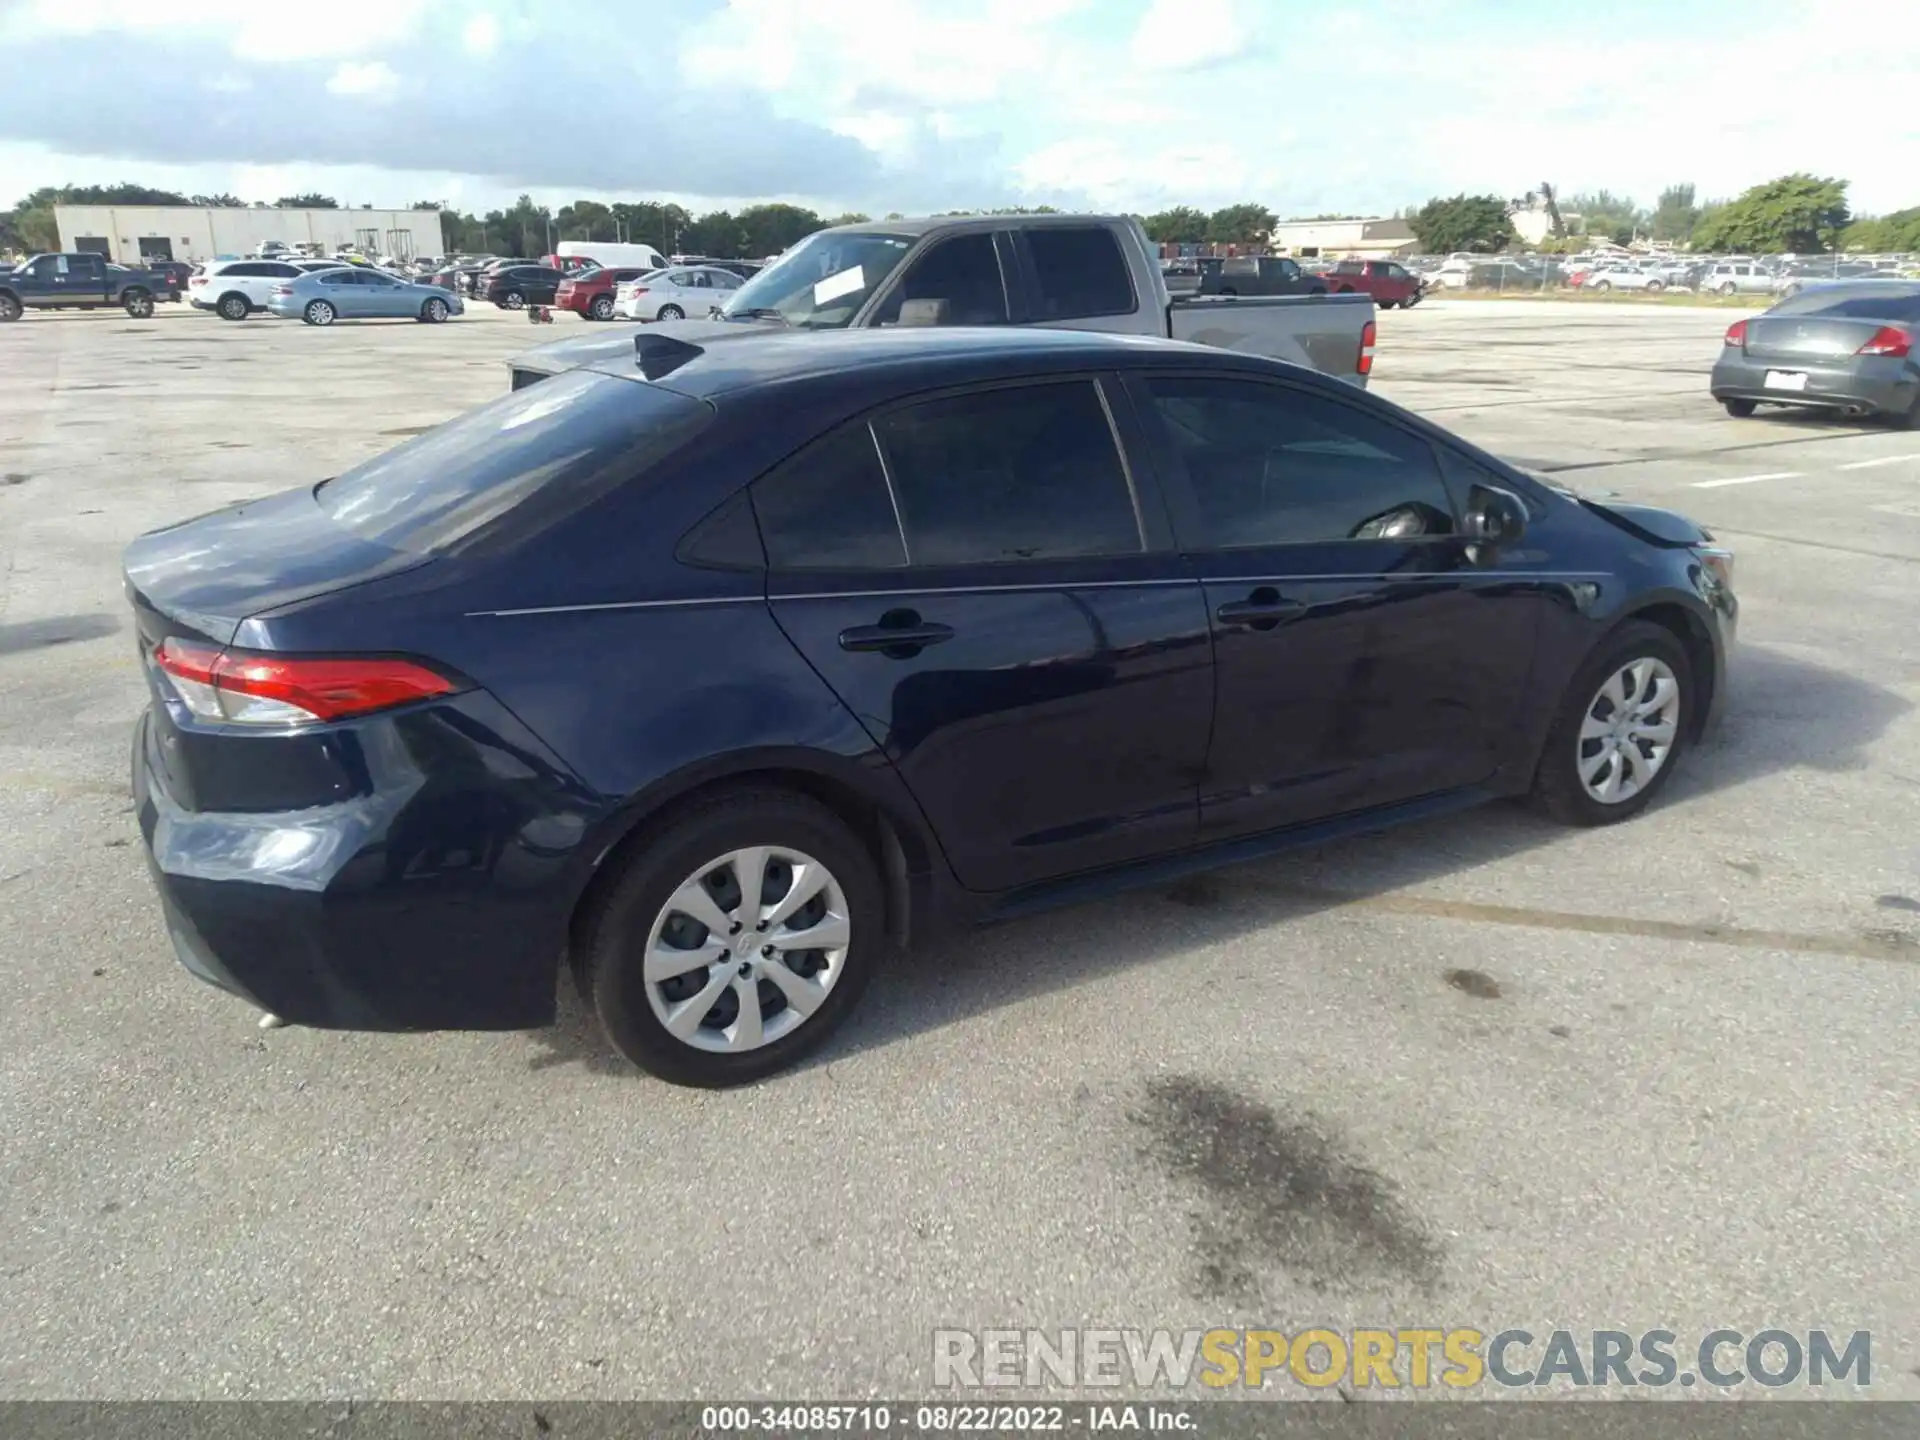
top-left (1025, 227), bottom-right (1135, 320)
top-left (317, 370), bottom-right (713, 554)
top-left (754, 424), bottom-right (907, 570)
top-left (874, 380), bottom-right (1142, 565)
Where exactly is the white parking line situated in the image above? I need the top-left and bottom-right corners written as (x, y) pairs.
top-left (1838, 455), bottom-right (1920, 470)
top-left (1692, 472), bottom-right (1799, 489)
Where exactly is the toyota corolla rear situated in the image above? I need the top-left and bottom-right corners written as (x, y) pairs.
top-left (125, 369), bottom-right (713, 1032)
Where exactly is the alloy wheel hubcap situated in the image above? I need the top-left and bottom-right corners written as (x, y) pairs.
top-left (1577, 657), bottom-right (1681, 804)
top-left (643, 846), bottom-right (851, 1054)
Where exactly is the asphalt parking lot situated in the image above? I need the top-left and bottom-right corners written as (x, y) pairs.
top-left (2, 300), bottom-right (1917, 1401)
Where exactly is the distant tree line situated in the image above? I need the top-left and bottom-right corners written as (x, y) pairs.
top-left (5, 176), bottom-right (1915, 261)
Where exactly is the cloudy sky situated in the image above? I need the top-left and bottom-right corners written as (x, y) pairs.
top-left (0, 0), bottom-right (1914, 219)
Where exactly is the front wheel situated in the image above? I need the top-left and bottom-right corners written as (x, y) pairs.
top-left (1718, 282), bottom-right (1737, 296)
top-left (123, 289), bottom-right (155, 319)
top-left (1592, 280), bottom-right (1611, 293)
top-left (1531, 621), bottom-right (1693, 826)
top-left (1646, 280), bottom-right (1665, 292)
top-left (1721, 397), bottom-right (1757, 418)
top-left (303, 300), bottom-right (336, 327)
top-left (589, 294), bottom-right (615, 321)
top-left (656, 303), bottom-right (685, 320)
top-left (420, 297), bottom-right (449, 323)
top-left (501, 290), bottom-right (525, 310)
top-left (580, 788), bottom-right (883, 1087)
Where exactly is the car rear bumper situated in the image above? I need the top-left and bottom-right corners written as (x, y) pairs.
top-left (1710, 353), bottom-right (1917, 416)
top-left (132, 694), bottom-right (601, 1032)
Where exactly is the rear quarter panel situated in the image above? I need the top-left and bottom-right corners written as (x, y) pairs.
top-left (1168, 294), bottom-right (1374, 384)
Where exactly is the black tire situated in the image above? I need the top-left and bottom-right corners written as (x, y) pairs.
top-left (303, 300), bottom-right (335, 327)
top-left (501, 289), bottom-right (526, 310)
top-left (1721, 397), bottom-right (1757, 418)
top-left (420, 297), bottom-right (449, 323)
top-left (1592, 280), bottom-right (1611, 293)
top-left (656, 302), bottom-right (685, 320)
top-left (580, 787), bottom-right (884, 1086)
top-left (1889, 392), bottom-right (1920, 430)
top-left (216, 292), bottom-right (249, 321)
top-left (1646, 280), bottom-right (1665, 293)
top-left (0, 292), bottom-right (21, 323)
top-left (589, 294), bottom-right (615, 321)
top-left (1531, 620), bottom-right (1694, 827)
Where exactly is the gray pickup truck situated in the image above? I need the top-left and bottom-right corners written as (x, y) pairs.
top-left (507, 213), bottom-right (1377, 389)
top-left (0, 252), bottom-right (161, 321)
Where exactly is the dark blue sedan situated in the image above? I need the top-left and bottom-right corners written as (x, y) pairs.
top-left (125, 325), bottom-right (1737, 1086)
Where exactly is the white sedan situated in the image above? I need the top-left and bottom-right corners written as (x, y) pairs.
top-left (617, 266), bottom-right (744, 321)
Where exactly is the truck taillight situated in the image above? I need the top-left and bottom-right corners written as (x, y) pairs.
top-left (155, 640), bottom-right (459, 726)
top-left (1357, 319), bottom-right (1376, 376)
top-left (1856, 325), bottom-right (1912, 358)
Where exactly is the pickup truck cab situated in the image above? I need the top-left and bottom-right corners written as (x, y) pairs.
top-left (0, 252), bottom-right (160, 321)
top-left (1320, 259), bottom-right (1424, 309)
top-left (663, 214), bottom-right (1377, 386)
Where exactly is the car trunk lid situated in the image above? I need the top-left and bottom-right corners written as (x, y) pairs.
top-left (123, 484), bottom-right (427, 650)
top-left (1743, 315), bottom-right (1894, 362)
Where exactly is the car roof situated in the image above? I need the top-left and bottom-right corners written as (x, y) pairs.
top-left (525, 323), bottom-right (1283, 403)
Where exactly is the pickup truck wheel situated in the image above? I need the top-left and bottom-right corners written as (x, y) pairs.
top-left (590, 294), bottom-right (615, 321)
top-left (122, 289), bottom-right (154, 319)
top-left (303, 300), bottom-right (336, 327)
top-left (216, 293), bottom-right (249, 321)
top-left (0, 292), bottom-right (20, 323)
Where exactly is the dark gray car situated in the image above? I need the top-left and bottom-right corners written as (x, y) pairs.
top-left (1710, 280), bottom-right (1920, 426)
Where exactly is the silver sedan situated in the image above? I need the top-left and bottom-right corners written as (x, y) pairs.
top-left (265, 268), bottom-right (466, 326)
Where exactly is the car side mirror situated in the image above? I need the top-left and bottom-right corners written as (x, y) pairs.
top-left (1463, 484), bottom-right (1528, 549)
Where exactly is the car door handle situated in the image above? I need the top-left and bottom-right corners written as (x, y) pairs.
top-left (1215, 589), bottom-right (1307, 630)
top-left (838, 614), bottom-right (955, 655)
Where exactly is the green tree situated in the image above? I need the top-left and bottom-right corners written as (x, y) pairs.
top-left (1205, 202), bottom-right (1275, 244)
top-left (1689, 173), bottom-right (1850, 254)
top-left (736, 203), bottom-right (823, 256)
top-left (1564, 189), bottom-right (1643, 239)
top-left (827, 212), bottom-right (872, 227)
top-left (555, 198), bottom-right (616, 242)
top-left (1407, 194), bottom-right (1516, 253)
top-left (1143, 206), bottom-right (1208, 243)
top-left (191, 192), bottom-right (248, 207)
top-left (275, 193), bottom-right (339, 209)
top-left (681, 210), bottom-right (742, 257)
top-left (1840, 206), bottom-right (1920, 252)
top-left (1650, 183), bottom-right (1699, 243)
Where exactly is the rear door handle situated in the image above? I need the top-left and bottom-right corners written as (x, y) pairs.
top-left (1215, 588), bottom-right (1307, 630)
top-left (838, 613), bottom-right (955, 655)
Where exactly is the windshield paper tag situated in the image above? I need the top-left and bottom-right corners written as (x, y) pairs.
top-left (812, 267), bottom-right (865, 305)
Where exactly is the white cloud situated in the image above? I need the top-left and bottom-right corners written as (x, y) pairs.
top-left (325, 61), bottom-right (400, 98)
top-left (461, 13), bottom-right (499, 56)
top-left (1129, 0), bottom-right (1249, 73)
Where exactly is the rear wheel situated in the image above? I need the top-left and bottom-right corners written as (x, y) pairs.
top-left (303, 300), bottom-right (335, 327)
top-left (216, 292), bottom-right (248, 321)
top-left (1532, 621), bottom-right (1692, 826)
top-left (1721, 397), bottom-right (1757, 418)
top-left (1717, 281), bottom-right (1737, 296)
top-left (581, 788), bottom-right (883, 1087)
top-left (589, 294), bottom-right (615, 321)
top-left (122, 288), bottom-right (155, 319)
top-left (656, 302), bottom-right (685, 320)
top-left (0, 293), bottom-right (20, 323)
top-left (1592, 280), bottom-right (1612, 293)
top-left (1646, 279), bottom-right (1665, 292)
top-left (501, 289), bottom-right (525, 310)
top-left (1890, 392), bottom-right (1920, 430)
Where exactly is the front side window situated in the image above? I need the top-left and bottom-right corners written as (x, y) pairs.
top-left (1025, 227), bottom-right (1135, 319)
top-left (874, 380), bottom-right (1141, 566)
top-left (871, 233), bottom-right (1009, 326)
top-left (1143, 376), bottom-right (1456, 548)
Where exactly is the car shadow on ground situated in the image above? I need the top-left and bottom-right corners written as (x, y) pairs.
top-left (525, 640), bottom-right (1909, 1078)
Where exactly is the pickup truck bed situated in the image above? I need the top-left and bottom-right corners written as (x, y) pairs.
top-left (1168, 291), bottom-right (1375, 377)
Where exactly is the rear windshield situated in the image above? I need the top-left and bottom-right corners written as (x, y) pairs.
top-left (316, 370), bottom-right (712, 554)
top-left (1770, 285), bottom-right (1920, 321)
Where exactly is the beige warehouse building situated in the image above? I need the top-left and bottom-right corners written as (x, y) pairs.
top-left (53, 205), bottom-right (444, 265)
top-left (1266, 217), bottom-right (1418, 259)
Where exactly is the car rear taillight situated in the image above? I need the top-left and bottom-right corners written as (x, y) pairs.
top-left (189, 275), bottom-right (207, 287)
top-left (1357, 319), bottom-right (1376, 377)
top-left (271, 285), bottom-right (293, 296)
top-left (1856, 325), bottom-right (1913, 357)
top-left (155, 640), bottom-right (459, 726)
top-left (1723, 319), bottom-right (1747, 348)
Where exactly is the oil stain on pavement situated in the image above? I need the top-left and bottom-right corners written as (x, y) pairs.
top-left (1131, 1075), bottom-right (1442, 1303)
